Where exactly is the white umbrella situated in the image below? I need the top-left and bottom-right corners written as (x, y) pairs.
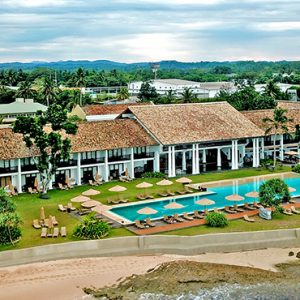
top-left (82, 189), bottom-right (101, 196)
top-left (71, 195), bottom-right (90, 203)
top-left (137, 207), bottom-right (158, 215)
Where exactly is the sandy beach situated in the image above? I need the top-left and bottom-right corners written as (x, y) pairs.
top-left (0, 247), bottom-right (299, 300)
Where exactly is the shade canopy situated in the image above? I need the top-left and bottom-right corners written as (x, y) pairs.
top-left (137, 207), bottom-right (158, 215)
top-left (288, 187), bottom-right (296, 193)
top-left (82, 189), bottom-right (101, 196)
top-left (71, 195), bottom-right (90, 203)
top-left (196, 198), bottom-right (215, 206)
top-left (108, 185), bottom-right (127, 192)
top-left (48, 215), bottom-right (53, 229)
top-left (164, 201), bottom-right (184, 209)
top-left (81, 200), bottom-right (101, 208)
top-left (156, 179), bottom-right (173, 186)
top-left (175, 177), bottom-right (192, 184)
top-left (245, 191), bottom-right (259, 198)
top-left (136, 182), bottom-right (153, 189)
top-left (285, 151), bottom-right (299, 156)
top-left (226, 194), bottom-right (245, 201)
top-left (40, 207), bottom-right (45, 220)
top-left (91, 206), bottom-right (102, 214)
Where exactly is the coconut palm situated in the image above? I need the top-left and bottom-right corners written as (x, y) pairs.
top-left (263, 80), bottom-right (282, 99)
top-left (117, 87), bottom-right (129, 101)
top-left (263, 107), bottom-right (292, 167)
top-left (75, 68), bottom-right (86, 106)
top-left (41, 77), bottom-right (56, 106)
top-left (180, 87), bottom-right (196, 103)
top-left (17, 81), bottom-right (35, 99)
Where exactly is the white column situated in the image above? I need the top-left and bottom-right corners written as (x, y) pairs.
top-left (203, 149), bottom-right (207, 163)
top-left (256, 138), bottom-right (260, 166)
top-left (168, 146), bottom-right (172, 177)
top-left (241, 145), bottom-right (245, 167)
top-left (104, 150), bottom-right (109, 181)
top-left (217, 147), bottom-right (222, 169)
top-left (182, 151), bottom-right (186, 172)
top-left (280, 134), bottom-right (284, 161)
top-left (77, 153), bottom-right (81, 185)
top-left (231, 140), bottom-right (236, 170)
top-left (260, 138), bottom-right (265, 159)
top-left (17, 158), bottom-right (22, 193)
top-left (154, 150), bottom-right (160, 172)
top-left (252, 138), bottom-right (257, 168)
top-left (49, 175), bottom-right (53, 190)
top-left (195, 144), bottom-right (199, 174)
top-left (235, 140), bottom-right (239, 169)
top-left (172, 146), bottom-right (176, 177)
top-left (130, 148), bottom-right (135, 179)
top-left (192, 145), bottom-right (196, 174)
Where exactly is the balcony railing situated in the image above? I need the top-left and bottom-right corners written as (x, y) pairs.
top-left (0, 167), bottom-right (18, 174)
top-left (21, 164), bottom-right (37, 172)
top-left (134, 152), bottom-right (155, 159)
top-left (108, 154), bottom-right (131, 162)
top-left (80, 158), bottom-right (105, 165)
top-left (58, 159), bottom-right (78, 168)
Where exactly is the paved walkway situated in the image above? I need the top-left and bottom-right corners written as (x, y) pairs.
top-left (130, 202), bottom-right (300, 235)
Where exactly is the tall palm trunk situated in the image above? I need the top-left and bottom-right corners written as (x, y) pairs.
top-left (273, 133), bottom-right (277, 167)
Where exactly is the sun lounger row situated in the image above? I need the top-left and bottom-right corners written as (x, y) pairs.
top-left (107, 198), bottom-right (128, 204)
top-left (33, 216), bottom-right (59, 229)
top-left (58, 203), bottom-right (76, 212)
top-left (159, 187), bottom-right (194, 198)
top-left (41, 226), bottom-right (67, 238)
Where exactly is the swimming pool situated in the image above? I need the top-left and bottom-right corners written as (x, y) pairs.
top-left (110, 173), bottom-right (300, 223)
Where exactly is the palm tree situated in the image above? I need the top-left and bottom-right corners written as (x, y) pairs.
top-left (17, 80), bottom-right (34, 99)
top-left (41, 77), bottom-right (56, 106)
top-left (263, 80), bottom-right (282, 99)
top-left (117, 87), bottom-right (129, 101)
top-left (180, 87), bottom-right (195, 103)
top-left (165, 89), bottom-right (176, 103)
top-left (263, 107), bottom-right (292, 167)
top-left (75, 68), bottom-right (86, 106)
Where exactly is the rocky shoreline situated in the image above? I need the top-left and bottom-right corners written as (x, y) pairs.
top-left (84, 260), bottom-right (300, 299)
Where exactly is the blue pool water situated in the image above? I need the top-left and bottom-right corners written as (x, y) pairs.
top-left (110, 174), bottom-right (300, 222)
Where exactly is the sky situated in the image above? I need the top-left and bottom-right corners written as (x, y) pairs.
top-left (0, 0), bottom-right (300, 63)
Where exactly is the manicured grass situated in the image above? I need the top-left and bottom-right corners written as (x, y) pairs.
top-left (159, 213), bottom-right (300, 236)
top-left (0, 166), bottom-right (292, 252)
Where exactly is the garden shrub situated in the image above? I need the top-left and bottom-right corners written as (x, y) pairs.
top-left (292, 164), bottom-right (300, 173)
top-left (205, 212), bottom-right (228, 228)
top-left (73, 213), bottom-right (111, 239)
top-left (141, 171), bottom-right (165, 178)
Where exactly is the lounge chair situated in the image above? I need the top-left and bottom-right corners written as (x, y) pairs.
top-left (58, 204), bottom-right (67, 212)
top-left (119, 198), bottom-right (128, 203)
top-left (243, 215), bottom-right (255, 222)
top-left (214, 208), bottom-right (221, 213)
top-left (78, 208), bottom-right (91, 215)
top-left (167, 189), bottom-right (175, 196)
top-left (145, 218), bottom-right (155, 227)
top-left (283, 209), bottom-right (293, 216)
top-left (291, 206), bottom-right (300, 214)
top-left (119, 176), bottom-right (127, 183)
top-left (67, 203), bottom-right (76, 211)
top-left (174, 214), bottom-right (184, 222)
top-left (289, 199), bottom-right (296, 204)
top-left (159, 192), bottom-right (168, 197)
top-left (32, 219), bottom-right (41, 229)
top-left (137, 194), bottom-right (147, 200)
top-left (58, 183), bottom-right (67, 190)
top-left (225, 206), bottom-right (236, 214)
top-left (183, 212), bottom-right (193, 221)
top-left (244, 202), bottom-right (256, 211)
top-left (43, 219), bottom-right (49, 227)
top-left (28, 187), bottom-right (37, 194)
top-left (176, 190), bottom-right (186, 195)
top-left (184, 186), bottom-right (194, 193)
top-left (88, 180), bottom-right (97, 186)
top-left (41, 227), bottom-right (47, 238)
top-left (52, 216), bottom-right (58, 226)
top-left (53, 227), bottom-right (59, 238)
top-left (60, 227), bottom-right (67, 237)
top-left (193, 210), bottom-right (205, 219)
top-left (66, 182), bottom-right (74, 189)
top-left (234, 204), bottom-right (245, 212)
top-left (163, 215), bottom-right (173, 224)
top-left (145, 194), bottom-right (154, 199)
top-left (135, 220), bottom-right (146, 229)
top-left (253, 201), bottom-right (263, 209)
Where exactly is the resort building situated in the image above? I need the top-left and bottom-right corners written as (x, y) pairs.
top-left (0, 101), bottom-right (300, 193)
top-left (0, 98), bottom-right (47, 123)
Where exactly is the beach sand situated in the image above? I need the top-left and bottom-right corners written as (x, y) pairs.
top-left (0, 247), bottom-right (299, 300)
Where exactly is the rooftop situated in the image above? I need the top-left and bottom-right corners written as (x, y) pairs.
top-left (153, 79), bottom-right (201, 86)
top-left (129, 102), bottom-right (264, 145)
top-left (0, 119), bottom-right (157, 160)
top-left (0, 99), bottom-right (47, 115)
top-left (199, 82), bottom-right (235, 90)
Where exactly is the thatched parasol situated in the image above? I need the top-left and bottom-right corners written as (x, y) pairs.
top-left (245, 191), bottom-right (259, 198)
top-left (81, 200), bottom-right (101, 208)
top-left (164, 201), bottom-right (184, 209)
top-left (288, 187), bottom-right (296, 193)
top-left (82, 189), bottom-right (101, 196)
top-left (108, 185), bottom-right (127, 192)
top-left (156, 179), bottom-right (173, 186)
top-left (34, 177), bottom-right (39, 189)
top-left (40, 207), bottom-right (45, 221)
top-left (175, 177), bottom-right (192, 184)
top-left (71, 195), bottom-right (90, 203)
top-left (196, 198), bottom-right (215, 206)
top-left (226, 194), bottom-right (245, 201)
top-left (137, 207), bottom-right (158, 215)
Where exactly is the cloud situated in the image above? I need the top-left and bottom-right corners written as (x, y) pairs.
top-left (0, 0), bottom-right (299, 62)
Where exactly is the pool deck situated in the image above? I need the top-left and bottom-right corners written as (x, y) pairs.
top-left (128, 202), bottom-right (300, 235)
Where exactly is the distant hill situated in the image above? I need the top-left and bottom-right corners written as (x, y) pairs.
top-left (0, 59), bottom-right (300, 72)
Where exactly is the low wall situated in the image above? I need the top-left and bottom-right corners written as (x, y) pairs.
top-left (1, 228), bottom-right (300, 267)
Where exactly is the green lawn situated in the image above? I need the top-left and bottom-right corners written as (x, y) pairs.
top-left (0, 166), bottom-right (293, 252)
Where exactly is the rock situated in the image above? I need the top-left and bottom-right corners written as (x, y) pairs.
top-left (289, 251), bottom-right (294, 257)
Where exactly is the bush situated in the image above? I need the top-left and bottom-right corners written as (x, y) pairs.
top-left (73, 213), bottom-right (110, 239)
top-left (292, 164), bottom-right (300, 173)
top-left (141, 171), bottom-right (165, 178)
top-left (205, 212), bottom-right (228, 228)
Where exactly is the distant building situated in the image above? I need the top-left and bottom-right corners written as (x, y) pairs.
top-left (254, 83), bottom-right (300, 101)
top-left (0, 98), bottom-right (47, 123)
top-left (128, 79), bottom-right (235, 98)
